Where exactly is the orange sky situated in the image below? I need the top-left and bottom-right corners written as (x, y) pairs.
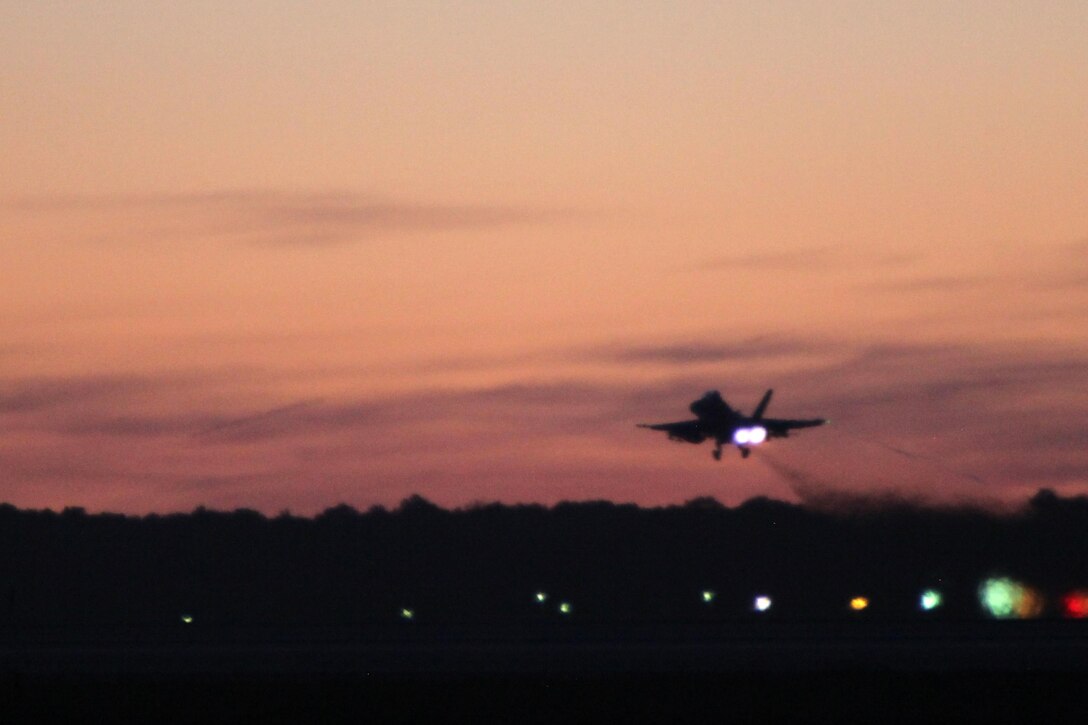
top-left (2, 2), bottom-right (1086, 513)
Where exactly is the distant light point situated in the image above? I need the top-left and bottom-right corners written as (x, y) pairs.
top-left (850, 596), bottom-right (869, 611)
top-left (754, 596), bottom-right (772, 612)
top-left (180, 614), bottom-right (193, 624)
top-left (1062, 591), bottom-right (1088, 619)
top-left (535, 591), bottom-right (548, 603)
top-left (701, 590), bottom-right (716, 603)
top-left (920, 589), bottom-right (943, 611)
top-left (400, 608), bottom-right (415, 620)
top-left (558, 601), bottom-right (572, 615)
top-left (979, 577), bottom-right (1043, 619)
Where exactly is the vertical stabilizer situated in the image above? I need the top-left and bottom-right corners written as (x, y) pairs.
top-left (751, 389), bottom-right (773, 420)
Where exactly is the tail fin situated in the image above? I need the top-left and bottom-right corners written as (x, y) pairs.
top-left (751, 389), bottom-right (773, 420)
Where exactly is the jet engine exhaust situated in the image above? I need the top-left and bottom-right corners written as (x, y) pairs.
top-left (732, 426), bottom-right (767, 446)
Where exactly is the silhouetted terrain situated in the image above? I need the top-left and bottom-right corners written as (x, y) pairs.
top-left (1, 489), bottom-right (1086, 629)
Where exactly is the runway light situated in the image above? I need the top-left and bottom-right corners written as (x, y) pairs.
top-left (180, 614), bottom-right (193, 624)
top-left (400, 608), bottom-right (415, 620)
top-left (558, 602), bottom-right (572, 615)
top-left (1062, 591), bottom-right (1088, 619)
top-left (702, 590), bottom-right (716, 603)
top-left (535, 591), bottom-right (548, 603)
top-left (920, 589), bottom-right (943, 611)
top-left (1018, 587), bottom-right (1045, 619)
top-left (754, 596), bottom-right (772, 612)
top-left (733, 428), bottom-right (751, 445)
top-left (850, 597), bottom-right (869, 611)
top-left (981, 578), bottom-right (1017, 618)
top-left (979, 577), bottom-right (1044, 619)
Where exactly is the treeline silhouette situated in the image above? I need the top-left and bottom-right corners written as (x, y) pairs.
top-left (1, 490), bottom-right (1086, 629)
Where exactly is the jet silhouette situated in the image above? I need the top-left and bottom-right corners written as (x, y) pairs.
top-left (638, 389), bottom-right (827, 460)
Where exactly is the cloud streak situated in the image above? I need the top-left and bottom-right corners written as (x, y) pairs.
top-left (592, 336), bottom-right (829, 365)
top-left (4, 190), bottom-right (581, 247)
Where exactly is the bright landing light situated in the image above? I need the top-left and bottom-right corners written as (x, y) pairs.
top-left (754, 596), bottom-right (772, 612)
top-left (920, 589), bottom-right (943, 611)
top-left (850, 597), bottom-right (869, 611)
top-left (732, 426), bottom-right (767, 446)
top-left (702, 590), bottom-right (716, 603)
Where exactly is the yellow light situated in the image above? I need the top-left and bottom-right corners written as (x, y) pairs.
top-left (558, 602), bottom-right (572, 614)
top-left (400, 608), bottom-right (415, 620)
top-left (850, 597), bottom-right (869, 611)
top-left (180, 614), bottom-right (193, 624)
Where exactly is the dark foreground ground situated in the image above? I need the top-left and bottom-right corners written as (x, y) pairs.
top-left (3, 622), bottom-right (1086, 722)
top-left (4, 493), bottom-right (1087, 718)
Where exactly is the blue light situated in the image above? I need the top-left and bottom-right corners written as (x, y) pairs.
top-left (920, 589), bottom-right (942, 611)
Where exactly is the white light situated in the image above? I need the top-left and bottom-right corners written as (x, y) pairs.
top-left (733, 428), bottom-right (751, 445)
top-left (748, 426), bottom-right (767, 445)
top-left (535, 592), bottom-right (548, 603)
top-left (180, 614), bottom-right (194, 624)
top-left (754, 596), bottom-right (772, 612)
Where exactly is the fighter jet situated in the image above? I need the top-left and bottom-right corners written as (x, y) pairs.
top-left (638, 389), bottom-right (826, 460)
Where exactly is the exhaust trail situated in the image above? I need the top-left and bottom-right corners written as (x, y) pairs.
top-left (756, 451), bottom-right (833, 503)
top-left (823, 425), bottom-right (988, 485)
top-left (758, 449), bottom-right (936, 512)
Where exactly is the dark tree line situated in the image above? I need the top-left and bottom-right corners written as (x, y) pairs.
top-left (0, 490), bottom-right (1086, 630)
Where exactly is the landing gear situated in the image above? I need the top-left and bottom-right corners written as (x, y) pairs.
top-left (712, 447), bottom-right (722, 461)
top-left (740, 447), bottom-right (751, 459)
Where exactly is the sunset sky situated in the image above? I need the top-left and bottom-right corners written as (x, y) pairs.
top-left (2, 2), bottom-right (1086, 514)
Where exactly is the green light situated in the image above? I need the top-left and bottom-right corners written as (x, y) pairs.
top-left (701, 590), bottom-right (715, 603)
top-left (400, 608), bottom-right (415, 620)
top-left (535, 591), bottom-right (548, 603)
top-left (979, 577), bottom-right (1044, 619)
top-left (180, 614), bottom-right (193, 624)
top-left (558, 601), bottom-right (571, 615)
top-left (980, 578), bottom-right (1019, 618)
top-left (920, 589), bottom-right (943, 611)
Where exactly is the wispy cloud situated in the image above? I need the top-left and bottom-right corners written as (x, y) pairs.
top-left (868, 276), bottom-right (992, 293)
top-left (697, 247), bottom-right (835, 271)
top-left (4, 190), bottom-right (582, 247)
top-left (586, 336), bottom-right (828, 365)
top-left (696, 247), bottom-right (921, 273)
top-left (0, 375), bottom-right (157, 414)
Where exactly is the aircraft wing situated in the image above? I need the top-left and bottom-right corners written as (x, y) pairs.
top-left (762, 418), bottom-right (827, 437)
top-left (637, 420), bottom-right (707, 444)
